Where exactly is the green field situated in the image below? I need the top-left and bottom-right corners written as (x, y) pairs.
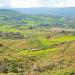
top-left (0, 9), bottom-right (75, 75)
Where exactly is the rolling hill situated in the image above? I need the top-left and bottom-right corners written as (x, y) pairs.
top-left (0, 8), bottom-right (75, 75)
top-left (15, 7), bottom-right (75, 18)
top-left (0, 9), bottom-right (75, 29)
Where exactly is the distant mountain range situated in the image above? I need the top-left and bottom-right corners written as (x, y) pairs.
top-left (14, 7), bottom-right (75, 18)
top-left (0, 8), bottom-right (75, 29)
top-left (0, 7), bottom-right (75, 18)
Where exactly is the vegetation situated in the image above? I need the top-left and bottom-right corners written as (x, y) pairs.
top-left (0, 9), bottom-right (75, 75)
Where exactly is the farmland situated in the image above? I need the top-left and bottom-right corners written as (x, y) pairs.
top-left (0, 9), bottom-right (75, 75)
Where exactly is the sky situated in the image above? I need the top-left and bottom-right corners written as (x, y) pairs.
top-left (0, 0), bottom-right (75, 8)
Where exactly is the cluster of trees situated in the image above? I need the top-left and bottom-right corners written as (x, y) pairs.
top-left (0, 32), bottom-right (26, 39)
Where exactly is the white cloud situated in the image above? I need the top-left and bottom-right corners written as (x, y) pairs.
top-left (0, 0), bottom-right (75, 8)
top-left (0, 0), bottom-right (11, 8)
top-left (0, 3), bottom-right (5, 7)
top-left (38, 0), bottom-right (75, 7)
top-left (10, 0), bottom-right (41, 8)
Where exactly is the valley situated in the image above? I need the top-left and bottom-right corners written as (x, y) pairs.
top-left (0, 9), bottom-right (75, 75)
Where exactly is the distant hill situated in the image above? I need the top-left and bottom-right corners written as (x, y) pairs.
top-left (0, 9), bottom-right (20, 15)
top-left (0, 9), bottom-right (75, 29)
top-left (15, 7), bottom-right (75, 18)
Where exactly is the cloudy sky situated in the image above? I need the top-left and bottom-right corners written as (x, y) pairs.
top-left (0, 0), bottom-right (75, 8)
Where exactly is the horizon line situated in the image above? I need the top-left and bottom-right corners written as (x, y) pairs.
top-left (0, 7), bottom-right (75, 9)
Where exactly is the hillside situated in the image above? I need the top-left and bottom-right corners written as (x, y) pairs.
top-left (0, 8), bottom-right (75, 75)
top-left (0, 35), bottom-right (75, 75)
top-left (15, 7), bottom-right (75, 18)
top-left (0, 9), bottom-right (75, 29)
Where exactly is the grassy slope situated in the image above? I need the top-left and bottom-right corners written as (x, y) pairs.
top-left (0, 11), bottom-right (75, 74)
top-left (0, 39), bottom-right (75, 75)
top-left (0, 35), bottom-right (75, 49)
